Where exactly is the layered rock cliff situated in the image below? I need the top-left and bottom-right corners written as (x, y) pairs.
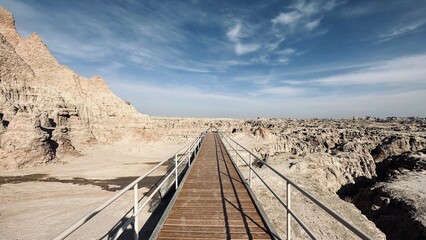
top-left (0, 7), bottom-right (148, 168)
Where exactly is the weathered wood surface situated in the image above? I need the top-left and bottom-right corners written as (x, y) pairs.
top-left (157, 133), bottom-right (272, 239)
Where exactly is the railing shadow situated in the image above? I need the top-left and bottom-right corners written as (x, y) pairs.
top-left (215, 135), bottom-right (231, 239)
top-left (138, 187), bottom-right (176, 240)
top-left (97, 170), bottom-right (177, 240)
top-left (216, 134), bottom-right (253, 239)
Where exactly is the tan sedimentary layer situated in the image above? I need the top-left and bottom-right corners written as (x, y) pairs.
top-left (0, 7), bottom-right (148, 168)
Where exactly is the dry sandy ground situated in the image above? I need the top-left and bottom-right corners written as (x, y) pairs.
top-left (0, 139), bottom-right (189, 240)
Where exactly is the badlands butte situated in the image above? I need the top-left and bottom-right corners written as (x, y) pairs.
top-left (0, 6), bottom-right (425, 240)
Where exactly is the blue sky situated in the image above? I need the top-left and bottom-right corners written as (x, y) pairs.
top-left (1, 0), bottom-right (426, 118)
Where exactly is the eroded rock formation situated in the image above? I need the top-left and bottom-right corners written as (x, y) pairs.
top-left (223, 117), bottom-right (426, 239)
top-left (0, 7), bottom-right (148, 168)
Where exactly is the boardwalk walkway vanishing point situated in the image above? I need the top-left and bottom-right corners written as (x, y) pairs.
top-left (152, 132), bottom-right (274, 239)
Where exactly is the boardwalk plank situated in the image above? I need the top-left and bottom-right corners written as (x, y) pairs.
top-left (156, 133), bottom-right (272, 239)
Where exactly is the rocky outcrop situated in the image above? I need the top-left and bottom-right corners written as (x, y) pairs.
top-left (350, 169), bottom-right (426, 240)
top-left (0, 112), bottom-right (55, 168)
top-left (229, 118), bottom-right (425, 193)
top-left (253, 126), bottom-right (270, 139)
top-left (376, 150), bottom-right (426, 179)
top-left (371, 135), bottom-right (426, 162)
top-left (0, 7), bottom-right (148, 168)
top-left (349, 150), bottom-right (426, 240)
top-left (225, 117), bottom-right (426, 239)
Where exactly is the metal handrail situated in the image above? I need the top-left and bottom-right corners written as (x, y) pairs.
top-left (53, 131), bottom-right (206, 240)
top-left (218, 131), bottom-right (371, 240)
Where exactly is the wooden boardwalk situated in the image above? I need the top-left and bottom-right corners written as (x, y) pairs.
top-left (155, 132), bottom-right (273, 239)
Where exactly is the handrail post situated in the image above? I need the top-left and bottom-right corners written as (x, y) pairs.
top-left (235, 143), bottom-right (238, 166)
top-left (287, 182), bottom-right (291, 240)
top-left (175, 154), bottom-right (178, 190)
top-left (249, 154), bottom-right (253, 188)
top-left (188, 145), bottom-right (191, 167)
top-left (133, 183), bottom-right (139, 240)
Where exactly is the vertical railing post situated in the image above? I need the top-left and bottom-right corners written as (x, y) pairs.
top-left (191, 141), bottom-right (194, 155)
top-left (235, 143), bottom-right (239, 166)
top-left (249, 154), bottom-right (253, 188)
top-left (133, 183), bottom-right (139, 240)
top-left (287, 182), bottom-right (291, 240)
top-left (175, 154), bottom-right (178, 190)
top-left (188, 145), bottom-right (191, 167)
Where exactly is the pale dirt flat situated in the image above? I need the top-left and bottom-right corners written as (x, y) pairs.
top-left (382, 171), bottom-right (426, 225)
top-left (0, 139), bottom-right (189, 240)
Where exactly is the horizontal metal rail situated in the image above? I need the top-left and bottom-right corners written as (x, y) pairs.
top-left (218, 131), bottom-right (371, 240)
top-left (53, 131), bottom-right (206, 240)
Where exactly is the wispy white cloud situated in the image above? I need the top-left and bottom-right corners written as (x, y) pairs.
top-left (269, 0), bottom-right (344, 62)
top-left (111, 78), bottom-right (252, 103)
top-left (272, 48), bottom-right (297, 65)
top-left (233, 75), bottom-right (272, 85)
top-left (226, 23), bottom-right (241, 42)
top-left (293, 0), bottom-right (322, 15)
top-left (272, 0), bottom-right (341, 27)
top-left (379, 20), bottom-right (426, 42)
top-left (259, 89), bottom-right (426, 118)
top-left (258, 86), bottom-right (303, 96)
top-left (280, 61), bottom-right (377, 77)
top-left (49, 37), bottom-right (113, 62)
top-left (159, 63), bottom-right (211, 73)
top-left (276, 58), bottom-right (290, 64)
top-left (313, 54), bottom-right (426, 85)
top-left (276, 48), bottom-right (296, 56)
top-left (323, 0), bottom-right (343, 11)
top-left (96, 61), bottom-right (125, 75)
top-left (226, 22), bottom-right (260, 55)
top-left (265, 37), bottom-right (286, 51)
top-left (109, 80), bottom-right (266, 118)
top-left (4, 0), bottom-right (229, 74)
top-left (225, 0), bottom-right (340, 60)
top-left (306, 18), bottom-right (322, 30)
top-left (341, 5), bottom-right (375, 18)
top-left (280, 80), bottom-right (306, 85)
top-left (235, 42), bottom-right (260, 55)
top-left (271, 11), bottom-right (302, 26)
